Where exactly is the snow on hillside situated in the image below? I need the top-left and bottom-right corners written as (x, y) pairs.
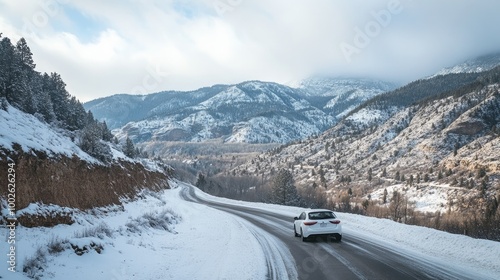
top-left (346, 108), bottom-right (388, 125)
top-left (197, 86), bottom-right (251, 108)
top-left (225, 115), bottom-right (323, 143)
top-left (2, 182), bottom-right (499, 280)
top-left (369, 183), bottom-right (469, 213)
top-left (0, 105), bottom-right (165, 171)
top-left (289, 77), bottom-right (396, 97)
top-left (0, 105), bottom-right (96, 162)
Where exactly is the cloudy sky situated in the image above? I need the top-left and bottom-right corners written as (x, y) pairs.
top-left (1, 0), bottom-right (500, 102)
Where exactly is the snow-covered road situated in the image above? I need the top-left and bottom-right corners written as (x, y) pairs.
top-left (180, 182), bottom-right (500, 280)
top-left (2, 180), bottom-right (499, 279)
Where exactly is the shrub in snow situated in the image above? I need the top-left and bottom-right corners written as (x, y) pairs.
top-left (74, 222), bottom-right (114, 239)
top-left (23, 235), bottom-right (72, 279)
top-left (69, 239), bottom-right (104, 256)
top-left (23, 247), bottom-right (47, 280)
top-left (47, 235), bottom-right (70, 255)
top-left (126, 208), bottom-right (181, 234)
top-left (136, 189), bottom-right (167, 206)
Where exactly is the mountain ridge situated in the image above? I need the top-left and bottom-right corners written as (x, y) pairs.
top-left (84, 78), bottom-right (395, 145)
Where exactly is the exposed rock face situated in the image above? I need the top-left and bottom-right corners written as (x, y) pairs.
top-left (448, 121), bottom-right (486, 136)
top-left (1, 148), bottom-right (170, 227)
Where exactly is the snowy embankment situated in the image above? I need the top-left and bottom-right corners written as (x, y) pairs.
top-left (1, 182), bottom-right (267, 280)
top-left (0, 105), bottom-right (96, 162)
top-left (1, 180), bottom-right (499, 279)
top-left (0, 104), bottom-right (165, 173)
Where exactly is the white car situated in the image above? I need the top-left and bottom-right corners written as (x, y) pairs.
top-left (294, 209), bottom-right (342, 242)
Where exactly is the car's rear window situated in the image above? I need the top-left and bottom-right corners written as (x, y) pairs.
top-left (308, 211), bottom-right (335, 220)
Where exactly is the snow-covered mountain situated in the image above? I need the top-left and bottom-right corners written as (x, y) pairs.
top-left (85, 79), bottom-right (394, 145)
top-left (429, 52), bottom-right (500, 78)
top-left (289, 77), bottom-right (397, 118)
top-left (234, 66), bottom-right (500, 225)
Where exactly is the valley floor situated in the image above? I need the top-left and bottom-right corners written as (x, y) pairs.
top-left (1, 180), bottom-right (499, 279)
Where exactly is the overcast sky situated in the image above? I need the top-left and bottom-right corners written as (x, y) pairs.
top-left (1, 0), bottom-right (500, 102)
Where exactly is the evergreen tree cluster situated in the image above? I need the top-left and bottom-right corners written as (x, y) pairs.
top-left (0, 34), bottom-right (113, 161)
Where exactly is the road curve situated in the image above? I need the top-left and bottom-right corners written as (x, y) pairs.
top-left (180, 185), bottom-right (479, 280)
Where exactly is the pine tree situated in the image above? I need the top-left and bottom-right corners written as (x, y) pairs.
top-left (13, 38), bottom-right (36, 113)
top-left (271, 169), bottom-right (302, 206)
top-left (45, 72), bottom-right (71, 126)
top-left (395, 171), bottom-right (401, 181)
top-left (101, 121), bottom-right (113, 141)
top-left (319, 166), bottom-right (326, 188)
top-left (15, 38), bottom-right (35, 69)
top-left (124, 137), bottom-right (136, 158)
top-left (31, 74), bottom-right (55, 122)
top-left (195, 173), bottom-right (207, 190)
top-left (66, 96), bottom-right (87, 130)
top-left (0, 37), bottom-right (25, 108)
top-left (424, 173), bottom-right (430, 182)
top-left (0, 37), bottom-right (14, 99)
top-left (79, 121), bottom-right (112, 162)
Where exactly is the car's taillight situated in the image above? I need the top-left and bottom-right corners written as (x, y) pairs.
top-left (303, 221), bottom-right (317, 226)
top-left (330, 220), bottom-right (341, 224)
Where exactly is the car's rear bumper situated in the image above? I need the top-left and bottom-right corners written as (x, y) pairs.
top-left (303, 226), bottom-right (342, 238)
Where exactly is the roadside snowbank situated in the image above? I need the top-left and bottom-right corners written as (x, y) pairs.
top-left (0, 185), bottom-right (266, 280)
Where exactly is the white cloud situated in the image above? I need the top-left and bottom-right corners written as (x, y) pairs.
top-left (1, 0), bottom-right (500, 101)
